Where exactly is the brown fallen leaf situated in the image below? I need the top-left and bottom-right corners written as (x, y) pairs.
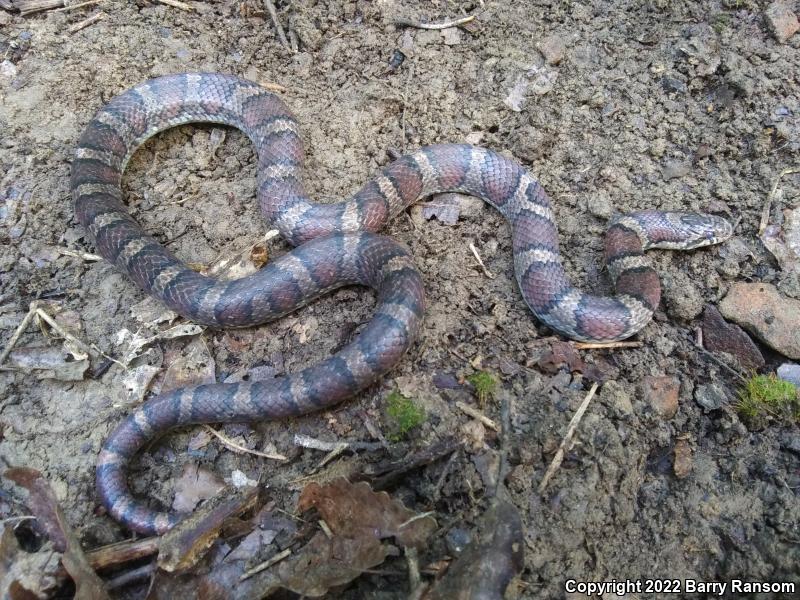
top-left (537, 341), bottom-right (584, 374)
top-left (172, 463), bottom-right (226, 514)
top-left (4, 468), bottom-right (109, 600)
top-left (298, 478), bottom-right (436, 549)
top-left (160, 337), bottom-right (216, 392)
top-left (9, 346), bottom-right (89, 381)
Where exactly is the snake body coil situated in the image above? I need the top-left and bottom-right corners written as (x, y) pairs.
top-left (71, 73), bottom-right (732, 534)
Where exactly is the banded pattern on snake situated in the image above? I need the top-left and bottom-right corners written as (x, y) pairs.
top-left (71, 73), bottom-right (732, 534)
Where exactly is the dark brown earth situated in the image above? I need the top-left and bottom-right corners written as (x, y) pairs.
top-left (1, 1), bottom-right (799, 598)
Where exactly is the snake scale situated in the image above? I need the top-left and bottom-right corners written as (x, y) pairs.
top-left (71, 73), bottom-right (733, 534)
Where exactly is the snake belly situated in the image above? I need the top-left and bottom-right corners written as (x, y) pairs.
top-left (71, 73), bottom-right (732, 534)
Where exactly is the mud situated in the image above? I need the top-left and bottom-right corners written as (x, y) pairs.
top-left (1, 1), bottom-right (798, 598)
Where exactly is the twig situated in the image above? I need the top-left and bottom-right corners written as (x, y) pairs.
top-left (105, 563), bottom-right (155, 590)
top-left (455, 401), bottom-right (499, 432)
top-left (293, 433), bottom-right (383, 452)
top-left (54, 0), bottom-right (102, 11)
top-left (203, 425), bottom-right (287, 461)
top-left (263, 0), bottom-right (289, 48)
top-left (15, 0), bottom-right (63, 16)
top-left (468, 242), bottom-right (495, 279)
top-left (0, 306), bottom-right (37, 365)
top-left (406, 547), bottom-right (422, 594)
top-left (33, 307), bottom-right (94, 357)
top-left (538, 382), bottom-right (599, 494)
top-left (394, 15), bottom-right (475, 30)
top-left (572, 340), bottom-right (643, 350)
top-left (68, 10), bottom-right (104, 33)
top-left (239, 548), bottom-right (292, 581)
top-left (155, 0), bottom-right (193, 10)
top-left (759, 166), bottom-right (800, 236)
top-left (691, 336), bottom-right (747, 382)
top-left (56, 247), bottom-right (103, 261)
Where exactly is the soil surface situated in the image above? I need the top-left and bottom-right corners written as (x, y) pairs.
top-left (1, 1), bottom-right (799, 598)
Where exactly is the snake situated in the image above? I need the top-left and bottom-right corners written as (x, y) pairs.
top-left (71, 73), bottom-right (733, 534)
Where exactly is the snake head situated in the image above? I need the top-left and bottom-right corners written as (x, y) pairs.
top-left (677, 213), bottom-right (734, 249)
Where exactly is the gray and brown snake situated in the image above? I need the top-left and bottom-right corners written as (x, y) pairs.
top-left (70, 73), bottom-right (733, 534)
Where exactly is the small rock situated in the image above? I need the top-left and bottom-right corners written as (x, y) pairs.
top-left (538, 34), bottom-right (566, 65)
top-left (662, 160), bottom-right (691, 180)
top-left (600, 380), bottom-right (633, 416)
top-left (777, 363), bottom-right (800, 387)
top-left (662, 274), bottom-right (704, 321)
top-left (673, 438), bottom-right (693, 479)
top-left (0, 60), bottom-right (17, 79)
top-left (445, 527), bottom-right (472, 555)
top-left (661, 76), bottom-right (687, 94)
top-left (719, 283), bottom-right (800, 360)
top-left (694, 383), bottom-right (728, 412)
top-left (0, 12), bottom-right (11, 27)
top-left (701, 305), bottom-right (765, 371)
top-left (781, 431), bottom-right (800, 456)
top-left (587, 194), bottom-right (613, 219)
top-left (765, 1), bottom-right (799, 43)
top-left (641, 376), bottom-right (680, 419)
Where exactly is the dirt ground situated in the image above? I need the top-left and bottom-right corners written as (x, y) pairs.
top-left (1, 0), bottom-right (799, 598)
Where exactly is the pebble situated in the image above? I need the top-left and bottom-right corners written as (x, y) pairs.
top-left (694, 383), bottom-right (728, 412)
top-left (538, 34), bottom-right (566, 66)
top-left (777, 363), bottom-right (800, 387)
top-left (765, 1), bottom-right (799, 43)
top-left (445, 527), bottom-right (472, 554)
top-left (641, 376), bottom-right (680, 419)
top-left (719, 282), bottom-right (800, 360)
top-left (600, 380), bottom-right (633, 417)
top-left (661, 76), bottom-right (687, 94)
top-left (662, 160), bottom-right (691, 180)
top-left (586, 193), bottom-right (613, 218)
top-left (673, 438), bottom-right (693, 479)
top-left (701, 305), bottom-right (765, 371)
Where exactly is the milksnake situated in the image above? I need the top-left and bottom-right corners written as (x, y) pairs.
top-left (71, 73), bottom-right (732, 534)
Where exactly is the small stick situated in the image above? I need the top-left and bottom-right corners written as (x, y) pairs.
top-left (34, 307), bottom-right (94, 357)
top-left (56, 247), bottom-right (103, 261)
top-left (105, 563), bottom-right (155, 590)
top-left (68, 10), bottom-right (104, 33)
top-left (293, 433), bottom-right (383, 452)
top-left (203, 425), bottom-right (287, 461)
top-left (263, 0), bottom-right (289, 48)
top-left (455, 400), bottom-right (499, 432)
top-left (16, 0), bottom-right (64, 16)
top-left (406, 546), bottom-right (422, 593)
top-left (468, 242), bottom-right (495, 279)
top-left (0, 305), bottom-right (37, 365)
top-left (538, 382), bottom-right (599, 494)
top-left (573, 340), bottom-right (643, 350)
top-left (759, 166), bottom-right (800, 236)
top-left (318, 519), bottom-right (333, 538)
top-left (54, 0), bottom-right (102, 12)
top-left (239, 548), bottom-right (292, 581)
top-left (155, 0), bottom-right (193, 10)
top-left (394, 15), bottom-right (475, 30)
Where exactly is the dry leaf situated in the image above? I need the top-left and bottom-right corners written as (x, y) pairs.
top-left (298, 478), bottom-right (436, 548)
top-left (172, 464), bottom-right (226, 514)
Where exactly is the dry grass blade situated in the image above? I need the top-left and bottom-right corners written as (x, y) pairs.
top-left (68, 10), bottom-right (105, 33)
top-left (538, 382), bottom-right (599, 494)
top-left (155, 0), bottom-right (193, 10)
top-left (573, 340), bottom-right (643, 350)
top-left (203, 425), bottom-right (287, 461)
top-left (394, 15), bottom-right (475, 30)
top-left (455, 400), bottom-right (499, 431)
